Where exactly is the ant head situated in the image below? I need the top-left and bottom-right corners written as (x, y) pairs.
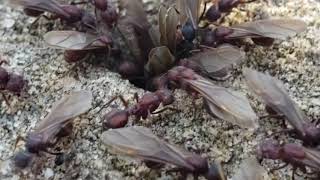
top-left (25, 133), bottom-right (43, 153)
top-left (118, 61), bottom-right (140, 79)
top-left (205, 162), bottom-right (226, 180)
top-left (304, 123), bottom-right (320, 145)
top-left (93, 0), bottom-right (108, 11)
top-left (64, 50), bottom-right (89, 63)
top-left (185, 155), bottom-right (208, 174)
top-left (5, 73), bottom-right (25, 94)
top-left (103, 109), bottom-right (129, 129)
top-left (81, 12), bottom-right (97, 30)
top-left (218, 0), bottom-right (241, 12)
top-left (256, 139), bottom-right (281, 160)
top-left (206, 5), bottom-right (221, 22)
top-left (60, 5), bottom-right (83, 23)
top-left (155, 89), bottom-right (174, 106)
top-left (181, 20), bottom-right (196, 42)
top-left (13, 151), bottom-right (34, 169)
top-left (152, 76), bottom-right (169, 90)
top-left (0, 67), bottom-right (9, 89)
top-left (100, 7), bottom-right (118, 26)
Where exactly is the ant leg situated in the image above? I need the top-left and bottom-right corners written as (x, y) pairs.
top-left (14, 135), bottom-right (26, 152)
top-left (97, 95), bottom-right (128, 113)
top-left (199, 2), bottom-right (208, 21)
top-left (266, 128), bottom-right (295, 138)
top-left (193, 175), bottom-right (199, 180)
top-left (30, 17), bottom-right (41, 28)
top-left (119, 95), bottom-right (128, 108)
top-left (0, 59), bottom-right (8, 66)
top-left (291, 167), bottom-right (297, 180)
top-left (30, 15), bottom-right (53, 28)
top-left (44, 150), bottom-right (63, 156)
top-left (306, 172), bottom-right (320, 179)
top-left (270, 163), bottom-right (288, 172)
top-left (151, 107), bottom-right (180, 114)
top-left (259, 114), bottom-right (284, 119)
top-left (241, 0), bottom-right (257, 3)
top-left (167, 168), bottom-right (189, 180)
top-left (294, 168), bottom-right (316, 178)
top-left (167, 167), bottom-right (183, 173)
top-left (178, 173), bottom-right (188, 180)
top-left (134, 92), bottom-right (139, 103)
top-left (1, 92), bottom-right (11, 107)
top-left (71, 1), bottom-right (89, 5)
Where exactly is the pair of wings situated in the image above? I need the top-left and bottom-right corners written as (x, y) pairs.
top-left (101, 127), bottom-right (271, 179)
top-left (187, 74), bottom-right (259, 129)
top-left (44, 31), bottom-right (107, 51)
top-left (176, 0), bottom-right (203, 29)
top-left (158, 5), bottom-right (179, 53)
top-left (8, 0), bottom-right (70, 18)
top-left (30, 90), bottom-right (93, 145)
top-left (101, 126), bottom-right (198, 172)
top-left (243, 68), bottom-right (308, 135)
top-left (225, 19), bottom-right (307, 41)
top-left (117, 0), bottom-right (156, 64)
top-left (189, 45), bottom-right (245, 80)
top-left (175, 0), bottom-right (307, 41)
top-left (300, 147), bottom-right (320, 170)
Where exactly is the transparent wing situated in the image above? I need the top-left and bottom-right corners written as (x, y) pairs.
top-left (227, 19), bottom-right (307, 40)
top-left (9, 0), bottom-right (70, 18)
top-left (243, 68), bottom-right (307, 133)
top-left (232, 157), bottom-right (269, 180)
top-left (101, 126), bottom-right (195, 171)
top-left (44, 31), bottom-right (105, 50)
top-left (204, 99), bottom-right (257, 129)
top-left (190, 45), bottom-right (244, 78)
top-left (34, 90), bottom-right (93, 133)
top-left (119, 0), bottom-right (150, 30)
top-left (302, 147), bottom-right (320, 170)
top-left (118, 0), bottom-right (154, 62)
top-left (159, 5), bottom-right (167, 45)
top-left (165, 7), bottom-right (179, 52)
top-left (176, 0), bottom-right (202, 29)
top-left (188, 75), bottom-right (258, 129)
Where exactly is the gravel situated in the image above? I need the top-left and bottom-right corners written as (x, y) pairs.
top-left (1, 0), bottom-right (320, 179)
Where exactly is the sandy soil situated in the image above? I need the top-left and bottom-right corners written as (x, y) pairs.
top-left (1, 0), bottom-right (320, 179)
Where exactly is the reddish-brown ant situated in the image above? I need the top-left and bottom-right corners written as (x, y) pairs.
top-left (256, 139), bottom-right (320, 179)
top-left (13, 91), bottom-right (92, 169)
top-left (244, 68), bottom-right (320, 147)
top-left (101, 126), bottom-right (226, 180)
top-left (9, 0), bottom-right (102, 29)
top-left (0, 60), bottom-right (27, 106)
top-left (101, 88), bottom-right (176, 129)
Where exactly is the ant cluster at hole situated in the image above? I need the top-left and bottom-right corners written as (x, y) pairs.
top-left (5, 0), bottom-right (320, 179)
